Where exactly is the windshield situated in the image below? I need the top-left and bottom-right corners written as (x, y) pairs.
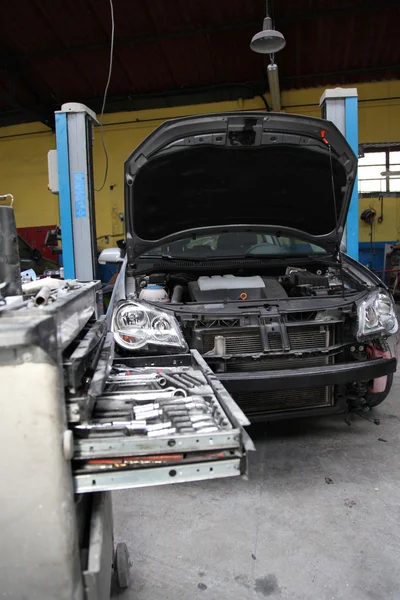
top-left (140, 232), bottom-right (327, 259)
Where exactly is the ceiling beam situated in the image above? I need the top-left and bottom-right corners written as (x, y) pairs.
top-left (81, 80), bottom-right (268, 115)
top-left (276, 0), bottom-right (399, 25)
top-left (20, 0), bottom-right (399, 61)
top-left (0, 89), bottom-right (55, 129)
top-left (0, 49), bottom-right (54, 129)
top-left (22, 21), bottom-right (260, 59)
top-left (282, 63), bottom-right (400, 83)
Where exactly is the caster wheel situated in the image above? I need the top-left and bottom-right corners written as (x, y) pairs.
top-left (114, 542), bottom-right (131, 589)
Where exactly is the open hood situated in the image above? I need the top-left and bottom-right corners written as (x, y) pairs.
top-left (124, 112), bottom-right (357, 260)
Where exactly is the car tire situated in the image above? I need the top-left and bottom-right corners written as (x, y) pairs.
top-left (365, 373), bottom-right (394, 408)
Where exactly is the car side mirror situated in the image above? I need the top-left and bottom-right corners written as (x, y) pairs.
top-left (98, 247), bottom-right (123, 265)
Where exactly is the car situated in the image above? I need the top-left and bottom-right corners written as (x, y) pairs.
top-left (100, 111), bottom-right (398, 422)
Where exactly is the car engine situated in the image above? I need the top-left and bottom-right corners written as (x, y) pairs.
top-left (137, 267), bottom-right (346, 304)
top-left (188, 275), bottom-right (287, 302)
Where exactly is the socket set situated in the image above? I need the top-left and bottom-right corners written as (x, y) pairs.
top-left (72, 350), bottom-right (254, 493)
top-left (78, 364), bottom-right (232, 437)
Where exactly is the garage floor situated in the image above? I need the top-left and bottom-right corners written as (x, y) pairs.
top-left (111, 367), bottom-right (400, 600)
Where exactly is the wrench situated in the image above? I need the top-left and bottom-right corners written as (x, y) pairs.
top-left (135, 401), bottom-right (209, 414)
top-left (108, 374), bottom-right (167, 387)
top-left (76, 420), bottom-right (173, 433)
top-left (100, 388), bottom-right (187, 402)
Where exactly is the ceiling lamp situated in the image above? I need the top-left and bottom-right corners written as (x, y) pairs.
top-left (250, 8), bottom-right (286, 55)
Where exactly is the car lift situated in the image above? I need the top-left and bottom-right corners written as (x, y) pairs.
top-left (55, 103), bottom-right (99, 281)
top-left (320, 87), bottom-right (359, 261)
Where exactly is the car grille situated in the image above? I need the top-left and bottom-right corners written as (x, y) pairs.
top-left (201, 324), bottom-right (334, 355)
top-left (267, 332), bottom-right (283, 350)
top-left (289, 326), bottom-right (330, 349)
top-left (268, 326), bottom-right (331, 351)
top-left (232, 386), bottom-right (333, 418)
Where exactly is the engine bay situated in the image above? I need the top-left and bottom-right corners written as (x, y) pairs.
top-left (135, 264), bottom-right (350, 305)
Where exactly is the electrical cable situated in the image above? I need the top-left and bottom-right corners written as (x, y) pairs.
top-left (95, 0), bottom-right (115, 192)
top-left (328, 144), bottom-right (346, 298)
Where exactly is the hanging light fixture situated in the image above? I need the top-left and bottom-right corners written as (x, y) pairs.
top-left (250, 2), bottom-right (286, 54)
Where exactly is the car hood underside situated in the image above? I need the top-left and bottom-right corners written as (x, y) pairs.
top-left (124, 112), bottom-right (357, 259)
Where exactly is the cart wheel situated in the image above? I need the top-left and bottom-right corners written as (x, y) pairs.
top-left (115, 542), bottom-right (131, 589)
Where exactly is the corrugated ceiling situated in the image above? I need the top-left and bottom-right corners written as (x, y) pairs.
top-left (0, 0), bottom-right (399, 127)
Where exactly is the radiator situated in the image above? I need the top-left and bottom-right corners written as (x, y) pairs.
top-left (202, 328), bottom-right (263, 354)
top-left (201, 324), bottom-right (334, 355)
top-left (226, 355), bottom-right (331, 372)
top-left (232, 386), bottom-right (333, 417)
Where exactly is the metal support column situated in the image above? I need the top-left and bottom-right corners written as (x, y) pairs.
top-left (320, 88), bottom-right (359, 260)
top-left (55, 103), bottom-right (99, 280)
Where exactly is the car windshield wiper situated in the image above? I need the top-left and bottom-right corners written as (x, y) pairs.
top-left (140, 254), bottom-right (216, 262)
top-left (141, 253), bottom-right (334, 264)
top-left (244, 252), bottom-right (329, 261)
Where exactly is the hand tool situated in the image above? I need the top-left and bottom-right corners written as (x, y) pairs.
top-left (146, 422), bottom-right (173, 431)
top-left (75, 420), bottom-right (147, 432)
top-left (133, 400), bottom-right (209, 414)
top-left (99, 387), bottom-right (187, 402)
top-left (108, 373), bottom-right (167, 387)
top-left (132, 408), bottom-right (162, 420)
top-left (147, 428), bottom-right (177, 437)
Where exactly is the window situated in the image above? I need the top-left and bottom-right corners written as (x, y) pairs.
top-left (141, 233), bottom-right (326, 259)
top-left (358, 145), bottom-right (400, 194)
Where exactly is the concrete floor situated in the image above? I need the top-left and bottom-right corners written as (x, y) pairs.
top-left (111, 369), bottom-right (400, 600)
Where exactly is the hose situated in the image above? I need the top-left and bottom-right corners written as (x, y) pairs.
top-left (171, 285), bottom-right (184, 304)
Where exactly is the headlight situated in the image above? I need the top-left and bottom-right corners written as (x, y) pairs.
top-left (357, 291), bottom-right (398, 340)
top-left (112, 301), bottom-right (188, 353)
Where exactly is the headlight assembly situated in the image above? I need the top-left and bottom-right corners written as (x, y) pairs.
top-left (112, 301), bottom-right (188, 353)
top-left (357, 291), bottom-right (398, 340)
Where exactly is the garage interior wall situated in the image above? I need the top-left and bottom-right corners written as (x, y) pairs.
top-left (1, 80), bottom-right (399, 248)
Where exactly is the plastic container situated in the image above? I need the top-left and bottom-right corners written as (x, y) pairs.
top-left (139, 284), bottom-right (170, 303)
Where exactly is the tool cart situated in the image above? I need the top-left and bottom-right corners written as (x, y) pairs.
top-left (0, 279), bottom-right (253, 600)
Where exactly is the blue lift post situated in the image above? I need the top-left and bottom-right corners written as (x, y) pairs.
top-left (320, 88), bottom-right (359, 261)
top-left (55, 103), bottom-right (99, 280)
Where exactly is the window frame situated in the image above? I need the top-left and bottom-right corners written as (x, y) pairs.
top-left (359, 144), bottom-right (400, 197)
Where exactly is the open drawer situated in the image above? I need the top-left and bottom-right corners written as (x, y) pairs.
top-left (72, 350), bottom-right (254, 493)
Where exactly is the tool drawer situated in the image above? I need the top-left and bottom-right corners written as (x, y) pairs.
top-left (72, 350), bottom-right (254, 493)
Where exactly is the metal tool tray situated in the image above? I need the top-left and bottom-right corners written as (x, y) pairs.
top-left (0, 280), bottom-right (101, 352)
top-left (65, 317), bottom-right (114, 424)
top-left (73, 350), bottom-right (254, 493)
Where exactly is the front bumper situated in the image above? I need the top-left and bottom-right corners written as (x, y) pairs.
top-left (216, 357), bottom-right (396, 422)
top-left (218, 357), bottom-right (397, 393)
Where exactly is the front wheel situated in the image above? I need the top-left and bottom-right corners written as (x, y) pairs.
top-left (365, 372), bottom-right (394, 408)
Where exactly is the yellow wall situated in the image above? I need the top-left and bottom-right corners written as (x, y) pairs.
top-left (1, 80), bottom-right (400, 246)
